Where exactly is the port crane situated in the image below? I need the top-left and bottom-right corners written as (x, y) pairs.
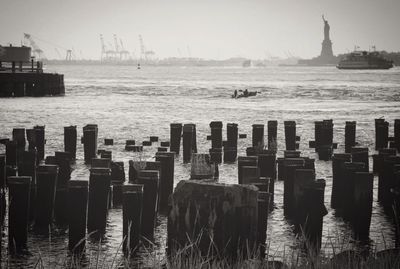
top-left (24, 33), bottom-right (45, 59)
top-left (139, 35), bottom-right (155, 61)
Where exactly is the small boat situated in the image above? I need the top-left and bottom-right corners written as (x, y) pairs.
top-left (232, 90), bottom-right (258, 99)
top-left (337, 50), bottom-right (394, 70)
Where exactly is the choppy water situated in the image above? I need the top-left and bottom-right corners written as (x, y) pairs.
top-left (0, 64), bottom-right (400, 267)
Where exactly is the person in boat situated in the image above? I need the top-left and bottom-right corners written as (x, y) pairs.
top-left (243, 89), bottom-right (249, 97)
top-left (233, 89), bottom-right (237, 98)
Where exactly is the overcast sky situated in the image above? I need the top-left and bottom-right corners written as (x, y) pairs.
top-left (0, 0), bottom-right (399, 60)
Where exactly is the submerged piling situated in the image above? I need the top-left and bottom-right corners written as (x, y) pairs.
top-left (375, 119), bottom-right (389, 150)
top-left (8, 176), bottom-right (31, 253)
top-left (252, 124), bottom-right (264, 149)
top-left (267, 120), bottom-right (278, 150)
top-left (83, 124), bottom-right (98, 164)
top-left (68, 180), bottom-right (88, 253)
top-left (331, 153), bottom-right (352, 209)
top-left (345, 121), bottom-right (356, 153)
top-left (170, 123), bottom-right (182, 155)
top-left (155, 152), bottom-right (175, 213)
top-left (64, 126), bottom-right (77, 160)
top-left (284, 121), bottom-right (296, 150)
top-left (34, 125), bottom-right (45, 162)
top-left (182, 124), bottom-right (194, 163)
top-left (35, 165), bottom-right (58, 228)
top-left (87, 167), bottom-right (111, 234)
top-left (210, 121), bottom-right (223, 149)
top-left (122, 184), bottom-right (144, 255)
top-left (352, 172), bottom-right (373, 241)
top-left (137, 170), bottom-right (159, 240)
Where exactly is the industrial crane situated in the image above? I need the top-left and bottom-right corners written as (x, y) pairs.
top-left (138, 35), bottom-right (155, 61)
top-left (119, 39), bottom-right (130, 60)
top-left (24, 33), bottom-right (45, 59)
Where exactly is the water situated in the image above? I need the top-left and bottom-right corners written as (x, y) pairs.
top-left (0, 64), bottom-right (399, 267)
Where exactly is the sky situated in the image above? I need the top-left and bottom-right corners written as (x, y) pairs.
top-left (0, 0), bottom-right (399, 60)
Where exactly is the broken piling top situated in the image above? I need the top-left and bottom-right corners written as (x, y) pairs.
top-left (190, 153), bottom-right (216, 180)
top-left (168, 180), bottom-right (259, 259)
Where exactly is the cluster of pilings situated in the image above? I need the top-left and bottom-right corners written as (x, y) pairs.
top-left (1, 117), bottom-right (400, 263)
top-left (0, 73), bottom-right (65, 97)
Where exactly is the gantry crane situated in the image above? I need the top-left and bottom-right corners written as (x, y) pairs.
top-left (24, 33), bottom-right (45, 59)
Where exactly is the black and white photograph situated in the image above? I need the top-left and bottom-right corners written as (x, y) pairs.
top-left (0, 0), bottom-right (399, 268)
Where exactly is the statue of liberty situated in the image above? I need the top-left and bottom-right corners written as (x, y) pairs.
top-left (322, 15), bottom-right (330, 41)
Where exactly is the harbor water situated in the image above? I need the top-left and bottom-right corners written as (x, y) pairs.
top-left (0, 64), bottom-right (400, 267)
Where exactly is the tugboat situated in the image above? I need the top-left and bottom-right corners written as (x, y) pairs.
top-left (337, 49), bottom-right (394, 70)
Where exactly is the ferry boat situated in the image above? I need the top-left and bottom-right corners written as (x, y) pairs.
top-left (337, 50), bottom-right (394, 70)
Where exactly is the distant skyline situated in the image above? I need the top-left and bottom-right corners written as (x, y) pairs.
top-left (0, 0), bottom-right (399, 60)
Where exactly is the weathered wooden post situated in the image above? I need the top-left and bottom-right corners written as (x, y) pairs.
top-left (395, 119), bottom-right (400, 153)
top-left (331, 153), bottom-right (351, 209)
top-left (284, 121), bottom-right (296, 150)
top-left (64, 126), bottom-right (77, 160)
top-left (351, 147), bottom-right (369, 172)
top-left (258, 151), bottom-right (276, 206)
top-left (182, 124), bottom-right (194, 163)
top-left (137, 170), bottom-right (159, 240)
top-left (122, 184), bottom-right (144, 255)
top-left (241, 166), bottom-right (260, 185)
top-left (352, 172), bottom-right (373, 241)
top-left (190, 153), bottom-right (216, 180)
top-left (283, 158), bottom-right (305, 217)
top-left (83, 124), bottom-right (98, 164)
top-left (155, 152), bottom-right (175, 213)
top-left (293, 169), bottom-right (315, 224)
top-left (345, 121), bottom-right (356, 153)
top-left (170, 123), bottom-right (182, 155)
top-left (375, 119), bottom-right (389, 150)
top-left (267, 120), bottom-right (278, 150)
top-left (342, 162), bottom-right (365, 221)
top-left (314, 121), bottom-right (323, 152)
top-left (68, 180), bottom-right (88, 254)
top-left (54, 151), bottom-right (71, 224)
top-left (34, 125), bottom-right (45, 161)
top-left (379, 156), bottom-right (400, 208)
top-left (12, 128), bottom-right (26, 162)
top-left (374, 148), bottom-right (396, 175)
top-left (0, 155), bottom-right (5, 190)
top-left (35, 165), bottom-right (58, 228)
top-left (6, 140), bottom-right (17, 167)
top-left (26, 128), bottom-right (36, 152)
top-left (8, 176), bottom-right (31, 253)
top-left (301, 179), bottom-right (327, 253)
top-left (209, 148), bottom-right (222, 164)
top-left (252, 124), bottom-right (264, 149)
top-left (238, 156), bottom-right (258, 184)
top-left (167, 181), bottom-right (258, 259)
top-left (257, 191), bottom-right (271, 258)
top-left (210, 121), bottom-right (223, 149)
top-left (227, 123), bottom-right (238, 148)
top-left (18, 150), bottom-right (37, 221)
top-left (87, 167), bottom-right (111, 234)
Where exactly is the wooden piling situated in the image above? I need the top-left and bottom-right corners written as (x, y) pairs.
top-left (352, 172), bottom-right (373, 241)
top-left (238, 156), bottom-right (258, 184)
top-left (87, 167), bottom-right (111, 234)
top-left (252, 124), bottom-right (264, 148)
top-left (284, 121), bottom-right (296, 150)
top-left (375, 119), bottom-right (389, 150)
top-left (209, 148), bottom-right (222, 164)
top-left (331, 153), bottom-right (352, 209)
top-left (293, 169), bottom-right (315, 223)
top-left (33, 125), bottom-right (45, 161)
top-left (241, 166), bottom-right (260, 185)
top-left (155, 152), bottom-right (175, 214)
top-left (351, 147), bottom-right (369, 172)
top-left (35, 165), bottom-right (58, 228)
top-left (68, 180), bottom-right (88, 254)
top-left (182, 124), bottom-right (194, 163)
top-left (122, 184), bottom-right (144, 255)
top-left (210, 121), bottom-right (223, 149)
top-left (267, 120), bottom-right (278, 150)
top-left (283, 158), bottom-right (305, 217)
top-left (379, 156), bottom-right (400, 208)
top-left (258, 151), bottom-right (276, 206)
top-left (395, 119), bottom-right (400, 153)
top-left (342, 162), bottom-right (365, 221)
top-left (5, 140), bottom-right (17, 167)
top-left (64, 126), bottom-right (77, 160)
top-left (18, 150), bottom-right (37, 221)
top-left (137, 170), bottom-right (159, 240)
top-left (345, 121), bottom-right (356, 153)
top-left (8, 176), bottom-right (31, 253)
top-left (83, 124), bottom-right (98, 164)
top-left (257, 191), bottom-right (271, 259)
top-left (170, 123), bottom-right (182, 155)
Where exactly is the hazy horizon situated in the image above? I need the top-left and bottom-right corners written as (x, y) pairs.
top-left (1, 0), bottom-right (399, 60)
